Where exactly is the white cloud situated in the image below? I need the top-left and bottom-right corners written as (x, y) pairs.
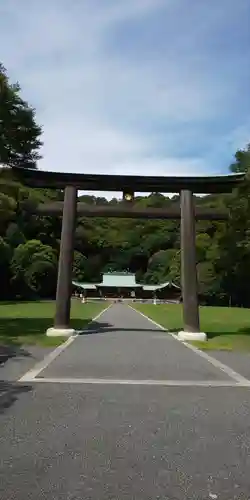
top-left (0, 0), bottom-right (249, 198)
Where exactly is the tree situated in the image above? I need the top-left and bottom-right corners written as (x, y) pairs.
top-left (212, 145), bottom-right (250, 306)
top-left (5, 223), bottom-right (26, 247)
top-left (0, 63), bottom-right (42, 169)
top-left (11, 240), bottom-right (57, 298)
top-left (230, 143), bottom-right (250, 173)
top-left (26, 260), bottom-right (57, 298)
top-left (167, 250), bottom-right (181, 285)
top-left (0, 237), bottom-right (12, 298)
top-left (197, 261), bottom-right (222, 305)
top-left (144, 249), bottom-right (178, 284)
top-left (0, 191), bottom-right (16, 234)
top-left (196, 233), bottom-right (212, 262)
top-left (73, 251), bottom-right (87, 281)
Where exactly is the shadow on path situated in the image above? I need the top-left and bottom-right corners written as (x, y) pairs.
top-left (80, 321), bottom-right (165, 335)
top-left (0, 380), bottom-right (32, 415)
top-left (0, 317), bottom-right (94, 342)
top-left (0, 344), bottom-right (31, 367)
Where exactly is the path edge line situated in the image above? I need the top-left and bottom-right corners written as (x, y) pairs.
top-left (18, 303), bottom-right (112, 383)
top-left (129, 304), bottom-right (250, 385)
top-left (21, 377), bottom-right (250, 387)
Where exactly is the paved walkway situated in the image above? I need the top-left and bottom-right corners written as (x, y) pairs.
top-left (25, 303), bottom-right (246, 384)
top-left (1, 304), bottom-right (250, 499)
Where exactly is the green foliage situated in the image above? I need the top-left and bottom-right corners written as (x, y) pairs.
top-left (11, 240), bottom-right (57, 298)
top-left (167, 250), bottom-right (181, 285)
top-left (25, 260), bottom-right (57, 297)
top-left (144, 249), bottom-right (178, 284)
top-left (230, 143), bottom-right (250, 173)
top-left (5, 222), bottom-right (26, 247)
top-left (73, 251), bottom-right (87, 281)
top-left (0, 191), bottom-right (16, 233)
top-left (0, 63), bottom-right (42, 168)
top-left (197, 261), bottom-right (220, 304)
top-left (0, 237), bottom-right (12, 298)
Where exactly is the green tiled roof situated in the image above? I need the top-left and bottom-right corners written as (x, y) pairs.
top-left (143, 282), bottom-right (180, 291)
top-left (73, 274), bottom-right (180, 291)
top-left (72, 273), bottom-right (141, 289)
top-left (101, 272), bottom-right (140, 288)
top-left (72, 281), bottom-right (97, 290)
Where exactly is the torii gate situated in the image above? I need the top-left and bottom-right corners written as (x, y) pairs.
top-left (12, 167), bottom-right (244, 342)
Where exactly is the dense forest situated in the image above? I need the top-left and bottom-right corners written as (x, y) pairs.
top-left (1, 64), bottom-right (250, 306)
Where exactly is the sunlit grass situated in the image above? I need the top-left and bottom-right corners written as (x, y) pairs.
top-left (0, 299), bottom-right (107, 347)
top-left (133, 303), bottom-right (250, 351)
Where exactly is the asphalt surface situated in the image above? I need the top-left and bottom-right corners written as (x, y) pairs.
top-left (1, 304), bottom-right (250, 499)
top-left (40, 304), bottom-right (231, 381)
top-left (0, 345), bottom-right (54, 382)
top-left (212, 350), bottom-right (250, 380)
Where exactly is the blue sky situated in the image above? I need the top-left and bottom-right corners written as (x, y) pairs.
top-left (0, 0), bottom-right (249, 196)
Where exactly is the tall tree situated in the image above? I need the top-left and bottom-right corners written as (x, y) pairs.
top-left (0, 63), bottom-right (42, 169)
top-left (230, 143), bottom-right (250, 173)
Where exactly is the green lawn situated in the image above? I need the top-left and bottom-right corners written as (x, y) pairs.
top-left (133, 303), bottom-right (250, 351)
top-left (0, 300), bottom-right (107, 347)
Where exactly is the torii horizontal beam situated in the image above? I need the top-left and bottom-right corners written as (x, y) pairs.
top-left (35, 202), bottom-right (229, 220)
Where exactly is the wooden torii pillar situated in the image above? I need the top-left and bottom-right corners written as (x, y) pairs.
top-left (46, 186), bottom-right (77, 337)
top-left (178, 190), bottom-right (206, 341)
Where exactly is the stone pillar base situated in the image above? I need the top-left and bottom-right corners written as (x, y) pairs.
top-left (177, 331), bottom-right (207, 342)
top-left (46, 327), bottom-right (76, 337)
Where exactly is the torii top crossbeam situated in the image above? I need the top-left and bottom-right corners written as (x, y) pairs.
top-left (12, 167), bottom-right (245, 193)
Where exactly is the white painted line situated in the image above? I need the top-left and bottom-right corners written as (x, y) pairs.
top-left (128, 304), bottom-right (167, 332)
top-left (18, 336), bottom-right (76, 382)
top-left (129, 305), bottom-right (250, 385)
top-left (18, 376), bottom-right (250, 387)
top-left (184, 343), bottom-right (250, 384)
top-left (85, 303), bottom-right (112, 325)
top-left (180, 340), bottom-right (250, 385)
top-left (18, 303), bottom-right (112, 383)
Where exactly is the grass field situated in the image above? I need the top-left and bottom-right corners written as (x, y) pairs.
top-left (0, 300), bottom-right (107, 347)
top-left (133, 303), bottom-right (250, 351)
